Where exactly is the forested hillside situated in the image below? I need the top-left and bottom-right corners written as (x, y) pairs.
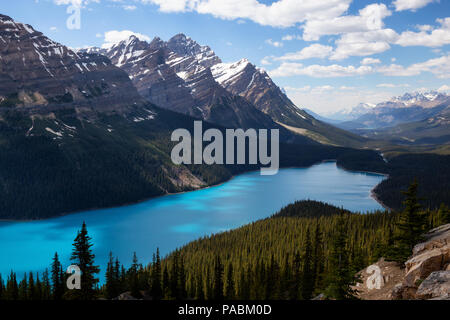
top-left (2, 193), bottom-right (448, 300)
top-left (372, 154), bottom-right (450, 210)
top-left (0, 101), bottom-right (389, 220)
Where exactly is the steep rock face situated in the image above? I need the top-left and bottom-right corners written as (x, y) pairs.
top-left (211, 59), bottom-right (312, 125)
top-left (102, 34), bottom-right (299, 133)
top-left (0, 14), bottom-right (141, 115)
top-left (96, 34), bottom-right (364, 145)
top-left (210, 59), bottom-right (367, 147)
top-left (416, 271), bottom-right (450, 299)
top-left (356, 224), bottom-right (450, 300)
top-left (404, 224), bottom-right (450, 287)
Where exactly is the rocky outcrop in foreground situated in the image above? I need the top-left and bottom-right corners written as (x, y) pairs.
top-left (356, 224), bottom-right (450, 300)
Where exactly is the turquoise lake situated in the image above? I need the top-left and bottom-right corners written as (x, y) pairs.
top-left (0, 162), bottom-right (386, 278)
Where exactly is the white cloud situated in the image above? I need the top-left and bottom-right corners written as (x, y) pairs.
top-left (376, 83), bottom-right (410, 88)
top-left (396, 18), bottom-right (450, 47)
top-left (275, 44), bottom-right (333, 61)
top-left (302, 3), bottom-right (391, 41)
top-left (339, 86), bottom-right (356, 90)
top-left (393, 0), bottom-right (436, 12)
top-left (265, 39), bottom-right (283, 47)
top-left (330, 28), bottom-right (398, 60)
top-left (361, 58), bottom-right (381, 65)
top-left (331, 39), bottom-right (390, 60)
top-left (142, 0), bottom-right (351, 28)
top-left (437, 85), bottom-right (450, 92)
top-left (50, 26), bottom-right (58, 31)
top-left (282, 34), bottom-right (301, 41)
top-left (284, 86), bottom-right (393, 114)
top-left (53, 0), bottom-right (98, 7)
top-left (101, 30), bottom-right (151, 48)
top-left (269, 62), bottom-right (373, 78)
top-left (260, 56), bottom-right (273, 65)
top-left (123, 5), bottom-right (137, 10)
top-left (270, 54), bottom-right (450, 80)
top-left (377, 55), bottom-right (450, 79)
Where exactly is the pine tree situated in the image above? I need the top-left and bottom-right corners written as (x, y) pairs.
top-left (325, 215), bottom-right (359, 300)
top-left (129, 252), bottom-right (142, 298)
top-left (169, 251), bottom-right (179, 299)
top-left (105, 252), bottom-right (120, 299)
top-left (195, 273), bottom-right (205, 300)
top-left (114, 258), bottom-right (121, 293)
top-left (291, 251), bottom-right (302, 299)
top-left (436, 203), bottom-right (450, 226)
top-left (18, 273), bottom-right (28, 300)
top-left (391, 181), bottom-right (427, 263)
top-left (225, 262), bottom-right (235, 300)
top-left (213, 255), bottom-right (224, 300)
top-left (28, 272), bottom-right (35, 300)
top-left (151, 248), bottom-right (163, 300)
top-left (42, 269), bottom-right (51, 300)
top-left (69, 222), bottom-right (100, 300)
top-left (0, 274), bottom-right (4, 300)
top-left (178, 255), bottom-right (187, 299)
top-left (34, 273), bottom-right (43, 300)
top-left (301, 228), bottom-right (314, 299)
top-left (312, 222), bottom-right (324, 294)
top-left (162, 266), bottom-right (170, 299)
top-left (6, 271), bottom-right (18, 300)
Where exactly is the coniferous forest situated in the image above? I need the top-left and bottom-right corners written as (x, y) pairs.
top-left (1, 183), bottom-right (448, 301)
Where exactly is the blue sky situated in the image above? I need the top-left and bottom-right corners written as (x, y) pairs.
top-left (2, 0), bottom-right (450, 114)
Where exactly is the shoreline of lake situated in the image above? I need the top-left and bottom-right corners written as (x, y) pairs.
top-left (0, 161), bottom-right (389, 223)
top-left (0, 162), bottom-right (387, 278)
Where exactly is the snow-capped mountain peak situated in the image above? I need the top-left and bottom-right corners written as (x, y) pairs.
top-left (0, 14), bottom-right (142, 113)
top-left (390, 91), bottom-right (446, 106)
top-left (211, 58), bottom-right (251, 86)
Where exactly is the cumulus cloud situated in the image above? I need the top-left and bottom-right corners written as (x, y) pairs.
top-left (376, 83), bottom-right (410, 88)
top-left (282, 34), bottom-right (302, 41)
top-left (53, 0), bottom-right (98, 7)
top-left (396, 18), bottom-right (450, 47)
top-left (270, 54), bottom-right (450, 79)
top-left (437, 85), bottom-right (450, 92)
top-left (101, 30), bottom-right (151, 48)
top-left (393, 0), bottom-right (436, 12)
top-left (123, 5), bottom-right (137, 11)
top-left (260, 56), bottom-right (273, 65)
top-left (377, 55), bottom-right (450, 79)
top-left (269, 62), bottom-right (373, 78)
top-left (302, 3), bottom-right (391, 41)
top-left (141, 0), bottom-right (351, 28)
top-left (265, 39), bottom-right (283, 47)
top-left (361, 58), bottom-right (381, 65)
top-left (275, 44), bottom-right (333, 61)
top-left (330, 28), bottom-right (398, 60)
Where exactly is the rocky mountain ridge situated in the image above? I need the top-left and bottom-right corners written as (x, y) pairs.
top-left (0, 14), bottom-right (142, 117)
top-left (81, 33), bottom-right (365, 147)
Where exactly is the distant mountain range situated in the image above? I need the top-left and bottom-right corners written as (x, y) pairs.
top-left (326, 91), bottom-right (449, 131)
top-left (326, 103), bottom-right (376, 122)
top-left (318, 91), bottom-right (450, 146)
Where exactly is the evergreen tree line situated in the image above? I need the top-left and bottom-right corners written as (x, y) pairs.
top-left (1, 184), bottom-right (449, 300)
